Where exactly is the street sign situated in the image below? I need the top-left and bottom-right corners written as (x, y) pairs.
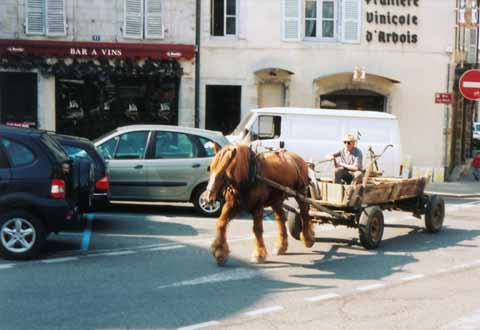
top-left (459, 69), bottom-right (480, 100)
top-left (435, 92), bottom-right (453, 104)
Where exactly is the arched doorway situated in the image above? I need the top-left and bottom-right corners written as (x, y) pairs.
top-left (320, 89), bottom-right (386, 112)
top-left (254, 68), bottom-right (294, 108)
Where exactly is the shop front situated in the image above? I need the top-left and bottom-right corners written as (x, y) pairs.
top-left (0, 39), bottom-right (195, 139)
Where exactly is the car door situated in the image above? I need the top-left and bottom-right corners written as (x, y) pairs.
top-left (97, 131), bottom-right (150, 200)
top-left (0, 139), bottom-right (11, 194)
top-left (145, 131), bottom-right (210, 201)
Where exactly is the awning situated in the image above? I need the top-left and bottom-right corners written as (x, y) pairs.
top-left (0, 39), bottom-right (195, 60)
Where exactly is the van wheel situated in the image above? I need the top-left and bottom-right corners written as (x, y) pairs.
top-left (192, 184), bottom-right (223, 217)
top-left (0, 210), bottom-right (46, 260)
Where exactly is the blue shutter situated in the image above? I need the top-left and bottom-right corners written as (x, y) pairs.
top-left (46, 0), bottom-right (66, 36)
top-left (26, 0), bottom-right (45, 35)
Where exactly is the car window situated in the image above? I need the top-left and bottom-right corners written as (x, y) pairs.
top-left (40, 134), bottom-right (70, 163)
top-left (0, 138), bottom-right (35, 167)
top-left (154, 131), bottom-right (197, 159)
top-left (97, 137), bottom-right (118, 160)
top-left (63, 145), bottom-right (94, 162)
top-left (115, 131), bottom-right (148, 159)
top-left (198, 137), bottom-right (218, 157)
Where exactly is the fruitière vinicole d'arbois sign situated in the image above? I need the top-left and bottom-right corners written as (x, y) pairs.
top-left (365, 0), bottom-right (419, 45)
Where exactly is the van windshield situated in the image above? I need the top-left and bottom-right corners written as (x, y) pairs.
top-left (474, 123), bottom-right (480, 132)
top-left (232, 111), bottom-right (254, 135)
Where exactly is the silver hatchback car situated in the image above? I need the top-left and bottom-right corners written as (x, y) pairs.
top-left (94, 125), bottom-right (229, 216)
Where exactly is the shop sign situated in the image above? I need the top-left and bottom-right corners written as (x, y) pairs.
top-left (434, 93), bottom-right (453, 104)
top-left (365, 0), bottom-right (419, 45)
top-left (0, 39), bottom-right (195, 60)
top-left (459, 69), bottom-right (480, 101)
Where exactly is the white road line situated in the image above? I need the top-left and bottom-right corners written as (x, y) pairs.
top-left (41, 257), bottom-right (79, 264)
top-left (244, 305), bottom-right (284, 317)
top-left (304, 293), bottom-right (340, 302)
top-left (102, 250), bottom-right (136, 256)
top-left (356, 283), bottom-right (386, 292)
top-left (145, 244), bottom-right (185, 252)
top-left (158, 268), bottom-right (261, 289)
top-left (400, 274), bottom-right (425, 282)
top-left (0, 264), bottom-right (14, 270)
top-left (177, 320), bottom-right (221, 330)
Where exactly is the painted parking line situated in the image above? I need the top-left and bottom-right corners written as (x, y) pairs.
top-left (41, 257), bottom-right (79, 264)
top-left (400, 274), bottom-right (425, 282)
top-left (0, 264), bottom-right (14, 270)
top-left (356, 283), bottom-right (386, 292)
top-left (244, 305), bottom-right (284, 317)
top-left (81, 213), bottom-right (94, 252)
top-left (304, 293), bottom-right (340, 302)
top-left (144, 244), bottom-right (185, 252)
top-left (177, 320), bottom-right (221, 330)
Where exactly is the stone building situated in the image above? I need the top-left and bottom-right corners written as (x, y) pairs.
top-left (199, 0), bottom-right (465, 172)
top-left (0, 0), bottom-right (196, 138)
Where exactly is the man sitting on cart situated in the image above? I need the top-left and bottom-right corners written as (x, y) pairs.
top-left (327, 133), bottom-right (363, 185)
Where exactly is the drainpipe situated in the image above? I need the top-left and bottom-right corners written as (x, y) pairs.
top-left (194, 0), bottom-right (201, 128)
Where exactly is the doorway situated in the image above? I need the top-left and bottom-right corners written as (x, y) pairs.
top-left (320, 89), bottom-right (385, 111)
top-left (258, 83), bottom-right (285, 108)
top-left (0, 72), bottom-right (37, 128)
top-left (205, 85), bottom-right (241, 135)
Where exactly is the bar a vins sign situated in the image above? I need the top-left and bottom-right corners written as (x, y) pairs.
top-left (70, 47), bottom-right (122, 56)
top-left (435, 93), bottom-right (453, 104)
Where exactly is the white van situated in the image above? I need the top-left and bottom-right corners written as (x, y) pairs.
top-left (227, 107), bottom-right (402, 177)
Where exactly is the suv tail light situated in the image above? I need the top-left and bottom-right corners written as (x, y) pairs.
top-left (51, 179), bottom-right (66, 199)
top-left (95, 176), bottom-right (109, 191)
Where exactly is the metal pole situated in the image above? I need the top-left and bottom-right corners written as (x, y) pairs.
top-left (194, 0), bottom-right (201, 128)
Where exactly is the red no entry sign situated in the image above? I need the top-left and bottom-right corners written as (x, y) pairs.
top-left (459, 69), bottom-right (480, 101)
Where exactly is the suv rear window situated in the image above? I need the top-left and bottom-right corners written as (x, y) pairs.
top-left (40, 134), bottom-right (70, 163)
top-left (0, 138), bottom-right (35, 167)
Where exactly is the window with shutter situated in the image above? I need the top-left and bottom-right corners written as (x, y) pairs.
top-left (304, 0), bottom-right (336, 40)
top-left (341, 0), bottom-right (361, 43)
top-left (26, 0), bottom-right (45, 35)
top-left (283, 0), bottom-right (300, 41)
top-left (145, 0), bottom-right (164, 39)
top-left (124, 0), bottom-right (144, 39)
top-left (46, 0), bottom-right (66, 36)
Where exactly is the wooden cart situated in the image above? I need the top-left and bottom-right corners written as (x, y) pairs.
top-left (260, 171), bottom-right (445, 250)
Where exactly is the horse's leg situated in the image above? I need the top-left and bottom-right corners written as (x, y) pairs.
top-left (298, 198), bottom-right (315, 248)
top-left (211, 198), bottom-right (239, 266)
top-left (251, 208), bottom-right (268, 263)
top-left (271, 203), bottom-right (288, 255)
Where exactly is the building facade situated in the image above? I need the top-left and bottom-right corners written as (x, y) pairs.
top-left (200, 0), bottom-right (460, 170)
top-left (0, 0), bottom-right (196, 138)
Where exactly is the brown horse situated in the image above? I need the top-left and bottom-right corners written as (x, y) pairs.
top-left (205, 143), bottom-right (315, 266)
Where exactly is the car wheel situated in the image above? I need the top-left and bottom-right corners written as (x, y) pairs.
top-left (0, 210), bottom-right (46, 260)
top-left (192, 185), bottom-right (223, 217)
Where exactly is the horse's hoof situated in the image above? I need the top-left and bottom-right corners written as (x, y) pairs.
top-left (215, 256), bottom-right (228, 266)
top-left (301, 233), bottom-right (315, 248)
top-left (274, 246), bottom-right (288, 255)
top-left (251, 255), bottom-right (266, 263)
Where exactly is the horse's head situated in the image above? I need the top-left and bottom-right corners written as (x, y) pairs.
top-left (205, 143), bottom-right (251, 202)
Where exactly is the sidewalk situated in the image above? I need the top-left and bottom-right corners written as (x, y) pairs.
top-left (425, 176), bottom-right (480, 198)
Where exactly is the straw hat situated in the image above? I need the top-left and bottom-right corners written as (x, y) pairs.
top-left (342, 133), bottom-right (357, 143)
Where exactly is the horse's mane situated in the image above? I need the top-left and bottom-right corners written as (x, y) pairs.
top-left (211, 144), bottom-right (251, 186)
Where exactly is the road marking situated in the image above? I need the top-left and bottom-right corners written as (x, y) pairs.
top-left (441, 308), bottom-right (480, 330)
top-left (400, 274), bottom-right (425, 282)
top-left (41, 257), bottom-right (79, 264)
top-left (158, 268), bottom-right (261, 289)
top-left (102, 250), bottom-right (136, 256)
top-left (244, 305), bottom-right (284, 317)
top-left (304, 293), bottom-right (340, 302)
top-left (0, 264), bottom-right (14, 270)
top-left (177, 320), bottom-right (221, 330)
top-left (145, 244), bottom-right (185, 252)
top-left (356, 283), bottom-right (386, 292)
top-left (81, 213), bottom-right (94, 252)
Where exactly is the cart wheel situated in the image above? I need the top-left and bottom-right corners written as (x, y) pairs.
top-left (359, 206), bottom-right (384, 250)
top-left (284, 198), bottom-right (301, 240)
top-left (424, 195), bottom-right (445, 233)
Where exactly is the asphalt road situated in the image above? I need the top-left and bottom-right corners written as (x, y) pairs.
top-left (1, 197), bottom-right (480, 330)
